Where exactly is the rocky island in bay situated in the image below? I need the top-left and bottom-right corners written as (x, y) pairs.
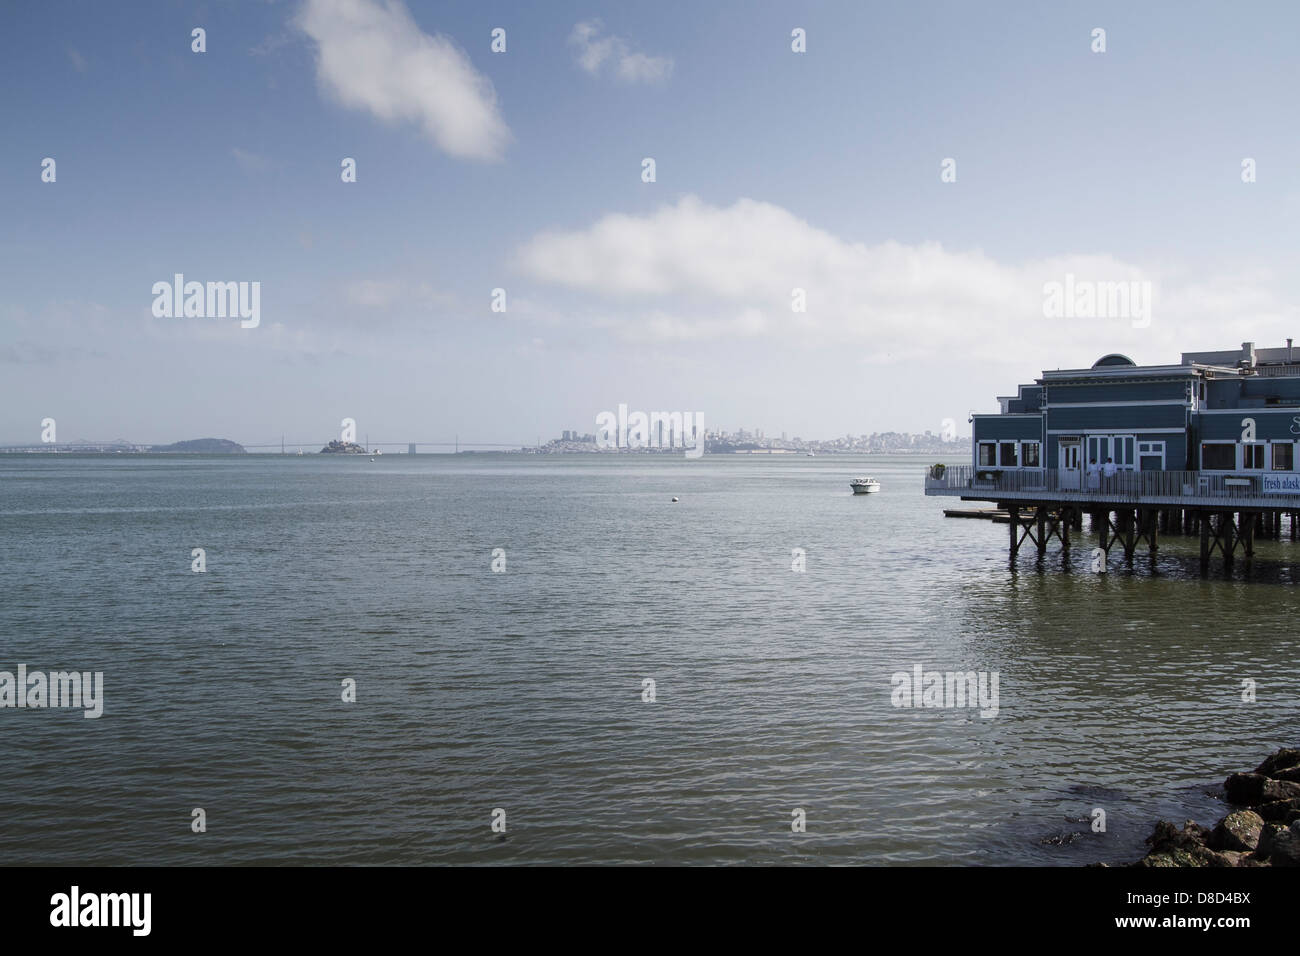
top-left (319, 440), bottom-right (368, 454)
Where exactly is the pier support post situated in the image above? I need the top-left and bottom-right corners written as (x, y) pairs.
top-left (1200, 511), bottom-right (1210, 569)
top-left (1141, 508), bottom-right (1158, 556)
top-left (1118, 509), bottom-right (1135, 562)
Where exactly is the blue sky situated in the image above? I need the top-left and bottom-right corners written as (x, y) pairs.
top-left (4, 0), bottom-right (1300, 447)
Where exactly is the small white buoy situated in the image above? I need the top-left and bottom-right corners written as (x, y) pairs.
top-left (671, 497), bottom-right (678, 502)
top-left (369, 457), bottom-right (375, 462)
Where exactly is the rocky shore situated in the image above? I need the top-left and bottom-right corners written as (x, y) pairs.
top-left (1132, 747), bottom-right (1300, 866)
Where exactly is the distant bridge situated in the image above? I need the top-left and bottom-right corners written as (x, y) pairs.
top-left (0, 438), bottom-right (534, 453)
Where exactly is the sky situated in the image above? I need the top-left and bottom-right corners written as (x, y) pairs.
top-left (4, 0), bottom-right (1300, 448)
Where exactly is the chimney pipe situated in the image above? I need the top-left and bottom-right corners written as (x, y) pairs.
top-left (1242, 341), bottom-right (1256, 367)
top-left (1289, 338), bottom-right (1293, 363)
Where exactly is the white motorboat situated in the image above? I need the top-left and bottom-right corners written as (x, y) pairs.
top-left (849, 477), bottom-right (881, 494)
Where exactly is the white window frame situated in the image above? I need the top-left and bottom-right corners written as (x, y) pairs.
top-left (976, 441), bottom-right (997, 468)
top-left (1242, 442), bottom-right (1266, 470)
top-left (1137, 440), bottom-right (1166, 471)
top-left (1087, 434), bottom-right (1138, 472)
top-left (1273, 441), bottom-right (1296, 472)
top-left (1020, 441), bottom-right (1042, 468)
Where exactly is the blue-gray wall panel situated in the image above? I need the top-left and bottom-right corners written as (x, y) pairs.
top-left (973, 417), bottom-right (1042, 441)
top-left (1198, 411), bottom-right (1300, 441)
top-left (1047, 405), bottom-right (1186, 430)
top-left (1047, 380), bottom-right (1187, 404)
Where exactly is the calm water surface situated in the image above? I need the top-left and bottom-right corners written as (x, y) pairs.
top-left (2, 453), bottom-right (1297, 865)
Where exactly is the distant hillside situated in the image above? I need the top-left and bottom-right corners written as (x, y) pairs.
top-left (149, 438), bottom-right (246, 454)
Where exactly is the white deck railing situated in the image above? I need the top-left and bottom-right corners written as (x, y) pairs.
top-left (924, 465), bottom-right (1300, 507)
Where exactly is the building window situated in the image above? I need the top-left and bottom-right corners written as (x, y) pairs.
top-left (978, 442), bottom-right (996, 467)
top-left (1243, 444), bottom-right (1265, 470)
top-left (1273, 443), bottom-right (1294, 471)
top-left (1086, 435), bottom-right (1138, 470)
top-left (999, 442), bottom-right (1018, 467)
top-left (1138, 441), bottom-right (1165, 471)
top-left (1201, 443), bottom-right (1236, 470)
top-left (1021, 442), bottom-right (1040, 467)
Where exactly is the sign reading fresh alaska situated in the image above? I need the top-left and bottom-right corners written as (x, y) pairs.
top-left (1262, 474), bottom-right (1300, 493)
top-left (596, 404), bottom-right (705, 458)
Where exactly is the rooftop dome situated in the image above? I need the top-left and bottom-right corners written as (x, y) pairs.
top-left (1092, 353), bottom-right (1136, 368)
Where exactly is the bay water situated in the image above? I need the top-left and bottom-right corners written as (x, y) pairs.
top-left (2, 453), bottom-right (1296, 865)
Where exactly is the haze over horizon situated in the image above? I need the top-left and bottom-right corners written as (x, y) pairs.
top-left (5, 0), bottom-right (1300, 447)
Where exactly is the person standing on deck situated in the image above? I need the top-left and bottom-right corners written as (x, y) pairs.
top-left (1102, 457), bottom-right (1117, 493)
top-left (1087, 457), bottom-right (1101, 491)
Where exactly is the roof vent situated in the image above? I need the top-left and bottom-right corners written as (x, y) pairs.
top-left (1240, 342), bottom-right (1256, 367)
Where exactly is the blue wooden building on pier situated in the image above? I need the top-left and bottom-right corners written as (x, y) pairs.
top-left (925, 342), bottom-right (1300, 566)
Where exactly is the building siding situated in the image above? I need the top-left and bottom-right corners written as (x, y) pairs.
top-left (1206, 377), bottom-right (1300, 409)
top-left (1047, 404), bottom-right (1186, 431)
top-left (973, 416), bottom-right (1041, 441)
top-left (1047, 380), bottom-right (1188, 404)
top-left (1198, 410), bottom-right (1300, 441)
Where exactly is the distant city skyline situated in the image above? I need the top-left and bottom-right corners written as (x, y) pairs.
top-left (0, 421), bottom-right (971, 453)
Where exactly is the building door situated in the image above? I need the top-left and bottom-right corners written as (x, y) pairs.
top-left (1059, 439), bottom-right (1082, 489)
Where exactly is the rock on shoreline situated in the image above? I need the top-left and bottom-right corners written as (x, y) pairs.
top-left (1132, 747), bottom-right (1300, 867)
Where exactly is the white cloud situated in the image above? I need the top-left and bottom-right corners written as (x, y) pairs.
top-left (569, 20), bottom-right (672, 84)
top-left (295, 0), bottom-right (510, 161)
top-left (515, 195), bottom-right (1295, 364)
